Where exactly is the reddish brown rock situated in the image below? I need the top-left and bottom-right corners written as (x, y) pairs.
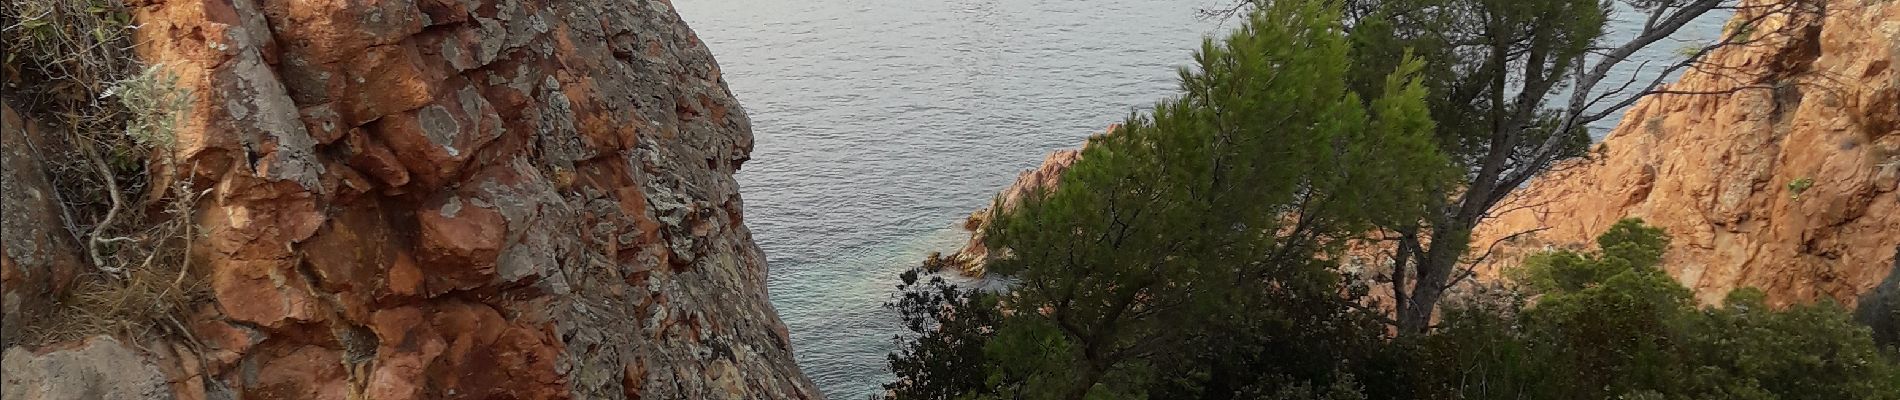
top-left (339, 43), bottom-right (450, 126)
top-left (343, 128), bottom-right (412, 188)
top-left (1474, 0), bottom-right (1900, 306)
top-left (258, 0), bottom-right (426, 65)
top-left (244, 344), bottom-right (351, 399)
top-left (362, 301), bottom-right (564, 400)
top-left (369, 77), bottom-right (503, 189)
top-left (414, 195), bottom-right (507, 293)
top-left (6, 0), bottom-right (817, 397)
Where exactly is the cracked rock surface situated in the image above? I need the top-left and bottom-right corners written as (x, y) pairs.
top-left (4, 0), bottom-right (818, 398)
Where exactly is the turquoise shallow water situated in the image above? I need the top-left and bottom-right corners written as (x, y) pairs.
top-left (670, 1), bottom-right (1724, 397)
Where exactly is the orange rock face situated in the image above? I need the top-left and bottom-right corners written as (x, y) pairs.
top-left (1474, 0), bottom-right (1900, 306)
top-left (7, 0), bottom-right (817, 398)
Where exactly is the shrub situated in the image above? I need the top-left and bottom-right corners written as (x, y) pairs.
top-left (1424, 219), bottom-right (1900, 400)
top-left (4, 0), bottom-right (206, 348)
top-left (1787, 177), bottom-right (1815, 200)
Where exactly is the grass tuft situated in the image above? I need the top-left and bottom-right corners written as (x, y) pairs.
top-left (5, 0), bottom-right (209, 348)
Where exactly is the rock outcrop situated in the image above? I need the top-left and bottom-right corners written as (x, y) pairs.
top-left (1474, 0), bottom-right (1900, 307)
top-left (3, 0), bottom-right (818, 398)
top-left (932, 127), bottom-right (1105, 276)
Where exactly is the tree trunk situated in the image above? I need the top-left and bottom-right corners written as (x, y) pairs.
top-left (1397, 223), bottom-right (1468, 335)
top-left (1064, 363), bottom-right (1107, 400)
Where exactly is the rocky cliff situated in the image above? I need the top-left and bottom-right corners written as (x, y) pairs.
top-left (1474, 0), bottom-right (1899, 307)
top-left (1, 0), bottom-right (819, 398)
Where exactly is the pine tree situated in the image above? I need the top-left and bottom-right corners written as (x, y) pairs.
top-left (883, 1), bottom-right (1448, 398)
top-left (1340, 0), bottom-right (1811, 335)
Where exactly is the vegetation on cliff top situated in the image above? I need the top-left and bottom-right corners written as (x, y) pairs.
top-left (883, 0), bottom-right (1898, 398)
top-left (889, 217), bottom-right (1900, 399)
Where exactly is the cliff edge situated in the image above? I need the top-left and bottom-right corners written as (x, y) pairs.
top-left (1, 0), bottom-right (819, 398)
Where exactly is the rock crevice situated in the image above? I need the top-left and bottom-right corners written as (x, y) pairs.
top-left (3, 0), bottom-right (817, 398)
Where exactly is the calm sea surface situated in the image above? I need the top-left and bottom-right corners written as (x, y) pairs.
top-left (671, 1), bottom-right (1723, 397)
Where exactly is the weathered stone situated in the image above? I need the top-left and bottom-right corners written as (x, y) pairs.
top-left (368, 77), bottom-right (503, 189)
top-left (1, 336), bottom-right (172, 400)
top-left (339, 43), bottom-right (447, 126)
top-left (243, 344), bottom-right (350, 399)
top-left (298, 103), bottom-right (347, 144)
top-left (258, 0), bottom-right (426, 64)
top-left (0, 0), bottom-right (820, 397)
top-left (0, 104), bottom-right (84, 347)
top-left (362, 301), bottom-right (566, 399)
top-left (343, 128), bottom-right (413, 188)
top-left (414, 194), bottom-right (507, 293)
top-left (209, 258), bottom-right (324, 327)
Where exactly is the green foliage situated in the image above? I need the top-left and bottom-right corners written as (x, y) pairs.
top-left (1676, 42), bottom-right (1710, 59)
top-left (1344, 0), bottom-right (1646, 335)
top-left (1857, 251), bottom-right (1900, 349)
top-left (1411, 293), bottom-right (1552, 399)
top-left (2, 0), bottom-right (154, 211)
top-left (111, 66), bottom-right (193, 155)
top-left (2, 0), bottom-right (138, 98)
top-left (1510, 219), bottom-right (1672, 295)
top-left (1787, 177), bottom-right (1815, 200)
top-left (1421, 219), bottom-right (1900, 400)
top-left (1725, 15), bottom-right (1760, 43)
top-left (977, 0), bottom-right (1444, 396)
top-left (1349, 0), bottom-right (1604, 173)
top-left (887, 2), bottom-right (1899, 399)
top-left (886, 1), bottom-right (1444, 398)
top-left (1675, 290), bottom-right (1900, 399)
top-left (893, 216), bottom-right (1900, 399)
top-left (883, 269), bottom-right (1005, 400)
